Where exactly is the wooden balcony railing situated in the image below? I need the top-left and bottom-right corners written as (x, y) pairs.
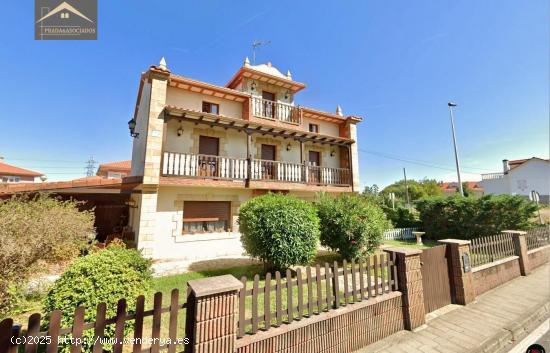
top-left (162, 152), bottom-right (351, 186)
top-left (162, 152), bottom-right (248, 180)
top-left (251, 97), bottom-right (301, 124)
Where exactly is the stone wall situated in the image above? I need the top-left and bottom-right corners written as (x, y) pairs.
top-left (235, 292), bottom-right (404, 353)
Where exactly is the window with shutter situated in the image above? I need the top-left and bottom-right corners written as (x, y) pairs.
top-left (182, 201), bottom-right (231, 234)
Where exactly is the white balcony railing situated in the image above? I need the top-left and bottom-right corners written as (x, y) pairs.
top-left (481, 172), bottom-right (505, 181)
top-left (162, 152), bottom-right (248, 180)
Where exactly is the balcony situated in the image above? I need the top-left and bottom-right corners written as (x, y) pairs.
top-left (251, 97), bottom-right (301, 124)
top-left (481, 172), bottom-right (505, 181)
top-left (162, 152), bottom-right (351, 187)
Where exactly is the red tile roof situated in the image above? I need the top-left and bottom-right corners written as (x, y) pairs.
top-left (508, 157), bottom-right (549, 170)
top-left (440, 181), bottom-right (483, 191)
top-left (96, 160), bottom-right (131, 176)
top-left (0, 162), bottom-right (42, 177)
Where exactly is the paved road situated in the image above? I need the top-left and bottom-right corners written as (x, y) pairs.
top-left (355, 264), bottom-right (550, 353)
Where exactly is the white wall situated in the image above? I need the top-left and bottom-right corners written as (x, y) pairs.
top-left (508, 159), bottom-right (550, 197)
top-left (130, 81), bottom-right (151, 177)
top-left (480, 159), bottom-right (550, 198)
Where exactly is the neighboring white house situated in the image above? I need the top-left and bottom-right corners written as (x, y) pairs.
top-left (126, 58), bottom-right (362, 263)
top-left (480, 157), bottom-right (550, 203)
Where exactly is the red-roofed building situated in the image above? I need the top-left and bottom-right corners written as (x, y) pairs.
top-left (440, 181), bottom-right (484, 197)
top-left (0, 161), bottom-right (43, 183)
top-left (480, 157), bottom-right (550, 203)
top-left (96, 160), bottom-right (131, 179)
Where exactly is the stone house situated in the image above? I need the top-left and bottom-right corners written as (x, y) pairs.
top-left (127, 58), bottom-right (362, 261)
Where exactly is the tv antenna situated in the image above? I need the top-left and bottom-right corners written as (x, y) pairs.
top-left (252, 40), bottom-right (271, 64)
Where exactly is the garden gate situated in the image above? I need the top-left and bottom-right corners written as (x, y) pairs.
top-left (420, 245), bottom-right (452, 313)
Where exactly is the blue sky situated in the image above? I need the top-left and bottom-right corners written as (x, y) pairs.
top-left (0, 0), bottom-right (548, 188)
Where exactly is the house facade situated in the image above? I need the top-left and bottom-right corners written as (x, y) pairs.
top-left (480, 157), bottom-right (550, 203)
top-left (96, 160), bottom-right (131, 179)
top-left (127, 58), bottom-right (361, 261)
top-left (0, 161), bottom-right (43, 183)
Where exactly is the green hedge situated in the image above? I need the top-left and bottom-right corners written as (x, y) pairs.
top-left (415, 194), bottom-right (540, 240)
top-left (43, 245), bottom-right (152, 353)
top-left (317, 194), bottom-right (390, 260)
top-left (239, 193), bottom-right (320, 271)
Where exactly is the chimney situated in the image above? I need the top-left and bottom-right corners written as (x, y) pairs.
top-left (502, 159), bottom-right (510, 174)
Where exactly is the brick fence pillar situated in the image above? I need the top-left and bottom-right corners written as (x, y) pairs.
top-left (384, 248), bottom-right (425, 330)
top-left (185, 275), bottom-right (243, 353)
top-left (503, 230), bottom-right (530, 276)
top-left (438, 239), bottom-right (476, 305)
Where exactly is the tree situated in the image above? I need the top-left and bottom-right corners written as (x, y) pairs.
top-left (381, 178), bottom-right (442, 205)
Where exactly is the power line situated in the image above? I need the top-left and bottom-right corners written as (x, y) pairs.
top-left (359, 149), bottom-right (492, 173)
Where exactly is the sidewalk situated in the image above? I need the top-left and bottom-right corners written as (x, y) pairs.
top-left (356, 263), bottom-right (550, 353)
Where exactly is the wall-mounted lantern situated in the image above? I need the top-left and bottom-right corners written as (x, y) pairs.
top-left (250, 81), bottom-right (257, 91)
top-left (286, 143), bottom-right (292, 151)
top-left (284, 90), bottom-right (291, 100)
top-left (177, 122), bottom-right (184, 137)
top-left (127, 118), bottom-right (139, 138)
top-left (330, 148), bottom-right (336, 157)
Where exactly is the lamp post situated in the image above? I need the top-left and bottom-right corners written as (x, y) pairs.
top-left (448, 102), bottom-right (464, 196)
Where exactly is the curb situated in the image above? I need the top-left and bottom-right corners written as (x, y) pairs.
top-left (473, 301), bottom-right (550, 353)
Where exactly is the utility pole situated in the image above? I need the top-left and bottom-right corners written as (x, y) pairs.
top-left (448, 102), bottom-right (464, 196)
top-left (85, 156), bottom-right (96, 177)
top-left (403, 168), bottom-right (411, 207)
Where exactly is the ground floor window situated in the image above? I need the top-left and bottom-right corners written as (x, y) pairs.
top-left (182, 201), bottom-right (231, 234)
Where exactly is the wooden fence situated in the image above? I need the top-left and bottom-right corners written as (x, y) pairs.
top-left (526, 226), bottom-right (550, 251)
top-left (0, 289), bottom-right (187, 353)
top-left (237, 254), bottom-right (398, 338)
top-left (470, 233), bottom-right (516, 267)
top-left (383, 228), bottom-right (418, 240)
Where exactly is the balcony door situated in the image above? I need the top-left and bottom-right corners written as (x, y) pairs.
top-left (262, 91), bottom-right (276, 119)
top-left (308, 151), bottom-right (321, 184)
top-left (261, 144), bottom-right (276, 179)
top-left (198, 136), bottom-right (219, 177)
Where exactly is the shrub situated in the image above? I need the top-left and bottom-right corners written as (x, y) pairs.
top-left (317, 194), bottom-right (391, 260)
top-left (43, 245), bottom-right (152, 353)
top-left (0, 193), bottom-right (95, 317)
top-left (239, 193), bottom-right (320, 271)
top-left (415, 194), bottom-right (540, 240)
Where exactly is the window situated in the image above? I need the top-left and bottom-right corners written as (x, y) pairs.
top-left (202, 101), bottom-right (219, 115)
top-left (309, 123), bottom-right (319, 133)
top-left (182, 201), bottom-right (231, 234)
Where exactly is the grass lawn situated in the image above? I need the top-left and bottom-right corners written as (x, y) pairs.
top-left (382, 238), bottom-right (438, 249)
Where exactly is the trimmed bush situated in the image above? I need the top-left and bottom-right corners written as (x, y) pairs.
top-left (43, 245), bottom-right (152, 353)
top-left (0, 193), bottom-right (95, 317)
top-left (239, 193), bottom-right (320, 271)
top-left (415, 194), bottom-right (540, 240)
top-left (317, 194), bottom-right (391, 260)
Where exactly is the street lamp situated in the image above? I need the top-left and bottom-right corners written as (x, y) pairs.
top-left (448, 102), bottom-right (464, 196)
